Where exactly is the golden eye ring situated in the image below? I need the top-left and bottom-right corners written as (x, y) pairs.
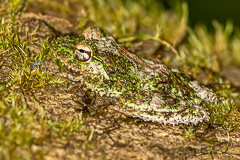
top-left (74, 44), bottom-right (92, 62)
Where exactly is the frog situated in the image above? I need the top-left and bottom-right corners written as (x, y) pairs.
top-left (52, 27), bottom-right (221, 125)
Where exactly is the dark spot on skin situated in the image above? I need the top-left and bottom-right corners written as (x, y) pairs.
top-left (83, 89), bottom-right (96, 105)
top-left (164, 96), bottom-right (177, 105)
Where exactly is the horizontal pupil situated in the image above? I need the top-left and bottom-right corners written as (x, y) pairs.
top-left (78, 49), bottom-right (86, 53)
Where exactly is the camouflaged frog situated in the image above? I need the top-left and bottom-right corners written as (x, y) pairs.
top-left (52, 27), bottom-right (221, 125)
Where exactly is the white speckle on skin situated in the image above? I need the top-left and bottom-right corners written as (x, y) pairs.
top-left (189, 81), bottom-right (217, 102)
top-left (88, 62), bottom-right (110, 80)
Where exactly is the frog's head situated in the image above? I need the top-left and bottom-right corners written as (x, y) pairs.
top-left (52, 27), bottom-right (133, 80)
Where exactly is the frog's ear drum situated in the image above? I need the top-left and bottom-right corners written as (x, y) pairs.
top-left (75, 44), bottom-right (92, 62)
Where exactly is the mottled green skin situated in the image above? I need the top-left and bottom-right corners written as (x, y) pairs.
top-left (52, 28), bottom-right (220, 125)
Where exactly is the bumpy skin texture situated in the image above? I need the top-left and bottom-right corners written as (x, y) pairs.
top-left (52, 27), bottom-right (220, 125)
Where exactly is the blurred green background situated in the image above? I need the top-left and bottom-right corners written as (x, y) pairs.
top-left (164, 0), bottom-right (239, 28)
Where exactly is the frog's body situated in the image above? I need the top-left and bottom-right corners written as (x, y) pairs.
top-left (52, 27), bottom-right (220, 125)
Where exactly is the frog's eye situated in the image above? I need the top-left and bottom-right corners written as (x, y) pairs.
top-left (74, 44), bottom-right (92, 62)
